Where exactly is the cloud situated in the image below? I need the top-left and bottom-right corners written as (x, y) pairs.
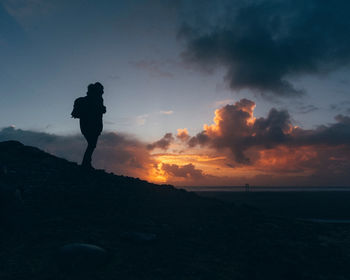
top-left (2, 99), bottom-right (350, 187)
top-left (188, 99), bottom-right (350, 165)
top-left (296, 104), bottom-right (319, 114)
top-left (136, 114), bottom-right (148, 126)
top-left (329, 101), bottom-right (350, 113)
top-left (147, 133), bottom-right (174, 150)
top-left (0, 126), bottom-right (155, 179)
top-left (179, 0), bottom-right (350, 97)
top-left (161, 163), bottom-right (204, 180)
top-left (160, 110), bottom-right (174, 115)
top-left (290, 114), bottom-right (350, 147)
top-left (253, 145), bottom-right (350, 186)
top-left (214, 99), bottom-right (235, 108)
top-left (189, 99), bottom-right (258, 163)
top-left (176, 128), bottom-right (190, 141)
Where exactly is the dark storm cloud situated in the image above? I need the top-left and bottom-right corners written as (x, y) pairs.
top-left (189, 99), bottom-right (257, 163)
top-left (147, 133), bottom-right (174, 150)
top-left (188, 99), bottom-right (350, 164)
top-left (179, 0), bottom-right (350, 97)
top-left (292, 114), bottom-right (350, 146)
top-left (161, 163), bottom-right (204, 180)
top-left (0, 126), bottom-right (82, 159)
top-left (0, 127), bottom-right (155, 178)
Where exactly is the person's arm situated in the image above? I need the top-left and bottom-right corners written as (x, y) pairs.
top-left (100, 97), bottom-right (106, 114)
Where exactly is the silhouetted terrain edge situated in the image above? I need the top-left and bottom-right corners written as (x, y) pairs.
top-left (1, 141), bottom-right (350, 280)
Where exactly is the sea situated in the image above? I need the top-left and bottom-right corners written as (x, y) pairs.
top-left (182, 186), bottom-right (350, 192)
top-left (180, 185), bottom-right (350, 222)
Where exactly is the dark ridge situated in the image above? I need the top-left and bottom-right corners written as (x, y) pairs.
top-left (1, 141), bottom-right (350, 280)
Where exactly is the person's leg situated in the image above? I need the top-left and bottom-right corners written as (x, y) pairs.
top-left (82, 134), bottom-right (99, 168)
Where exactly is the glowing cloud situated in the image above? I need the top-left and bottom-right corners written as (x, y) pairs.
top-left (176, 128), bottom-right (190, 141)
top-left (2, 99), bottom-right (350, 187)
top-left (160, 110), bottom-right (174, 115)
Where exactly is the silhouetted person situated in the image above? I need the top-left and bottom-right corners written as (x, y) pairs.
top-left (72, 82), bottom-right (106, 168)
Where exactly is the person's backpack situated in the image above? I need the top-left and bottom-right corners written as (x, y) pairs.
top-left (71, 97), bottom-right (86, 119)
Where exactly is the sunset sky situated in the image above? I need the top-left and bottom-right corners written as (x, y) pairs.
top-left (1, 0), bottom-right (350, 186)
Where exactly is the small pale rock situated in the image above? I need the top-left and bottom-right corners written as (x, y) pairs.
top-left (58, 243), bottom-right (108, 272)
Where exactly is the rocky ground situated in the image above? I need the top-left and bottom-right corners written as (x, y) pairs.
top-left (1, 141), bottom-right (350, 280)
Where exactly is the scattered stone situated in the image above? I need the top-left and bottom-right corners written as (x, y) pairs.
top-left (58, 243), bottom-right (109, 272)
top-left (120, 231), bottom-right (157, 243)
top-left (0, 183), bottom-right (24, 230)
top-left (0, 184), bottom-right (22, 212)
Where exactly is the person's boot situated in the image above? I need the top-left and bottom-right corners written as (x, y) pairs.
top-left (81, 161), bottom-right (93, 169)
top-left (81, 154), bottom-right (93, 169)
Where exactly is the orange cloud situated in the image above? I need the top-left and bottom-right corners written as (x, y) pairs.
top-left (146, 99), bottom-right (350, 186)
top-left (2, 99), bottom-right (350, 187)
top-left (176, 128), bottom-right (190, 141)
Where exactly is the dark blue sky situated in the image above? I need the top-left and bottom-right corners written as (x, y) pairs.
top-left (1, 0), bottom-right (350, 140)
top-left (1, 0), bottom-right (350, 186)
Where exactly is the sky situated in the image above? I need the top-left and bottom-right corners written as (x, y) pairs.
top-left (1, 0), bottom-right (350, 186)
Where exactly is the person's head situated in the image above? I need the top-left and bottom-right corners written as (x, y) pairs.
top-left (86, 82), bottom-right (104, 97)
top-left (87, 83), bottom-right (95, 97)
top-left (94, 82), bottom-right (104, 96)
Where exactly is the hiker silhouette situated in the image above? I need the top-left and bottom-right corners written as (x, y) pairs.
top-left (72, 82), bottom-right (106, 168)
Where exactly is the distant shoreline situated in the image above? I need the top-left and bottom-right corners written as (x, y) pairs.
top-left (180, 186), bottom-right (350, 192)
top-left (190, 189), bottom-right (350, 220)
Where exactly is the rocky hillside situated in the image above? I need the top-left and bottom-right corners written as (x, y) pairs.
top-left (1, 141), bottom-right (350, 280)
